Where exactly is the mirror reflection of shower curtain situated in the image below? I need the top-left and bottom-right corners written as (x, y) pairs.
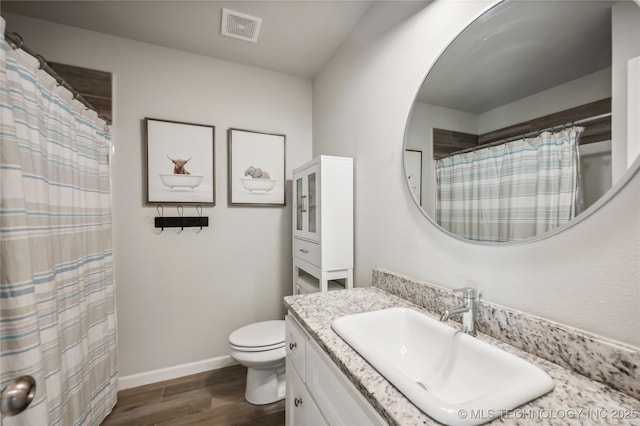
top-left (436, 127), bottom-right (584, 242)
top-left (0, 19), bottom-right (117, 425)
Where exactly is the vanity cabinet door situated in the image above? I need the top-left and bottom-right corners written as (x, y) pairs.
top-left (285, 315), bottom-right (307, 381)
top-left (285, 358), bottom-right (327, 426)
top-left (305, 337), bottom-right (385, 426)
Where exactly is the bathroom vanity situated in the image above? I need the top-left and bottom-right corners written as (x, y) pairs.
top-left (283, 269), bottom-right (640, 425)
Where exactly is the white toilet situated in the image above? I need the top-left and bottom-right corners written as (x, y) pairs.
top-left (228, 320), bottom-right (286, 405)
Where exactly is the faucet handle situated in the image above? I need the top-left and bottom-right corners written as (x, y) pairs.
top-left (454, 287), bottom-right (476, 298)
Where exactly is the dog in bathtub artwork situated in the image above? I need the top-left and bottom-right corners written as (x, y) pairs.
top-left (241, 166), bottom-right (277, 193)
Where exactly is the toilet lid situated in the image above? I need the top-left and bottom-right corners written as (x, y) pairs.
top-left (229, 320), bottom-right (285, 349)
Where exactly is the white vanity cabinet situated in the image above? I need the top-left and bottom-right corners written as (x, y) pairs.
top-left (285, 314), bottom-right (386, 426)
top-left (292, 156), bottom-right (353, 294)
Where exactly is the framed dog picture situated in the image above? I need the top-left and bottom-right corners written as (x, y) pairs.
top-left (145, 118), bottom-right (215, 205)
top-left (227, 128), bottom-right (286, 207)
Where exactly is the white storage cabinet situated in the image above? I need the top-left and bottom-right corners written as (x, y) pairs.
top-left (292, 156), bottom-right (353, 294)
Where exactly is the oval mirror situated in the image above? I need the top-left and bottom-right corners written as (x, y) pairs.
top-left (404, 0), bottom-right (640, 244)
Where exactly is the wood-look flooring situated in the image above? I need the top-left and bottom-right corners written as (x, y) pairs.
top-left (100, 365), bottom-right (285, 426)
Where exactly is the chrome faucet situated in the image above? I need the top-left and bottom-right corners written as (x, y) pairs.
top-left (440, 287), bottom-right (478, 336)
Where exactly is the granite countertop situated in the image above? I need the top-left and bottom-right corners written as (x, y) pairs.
top-left (283, 287), bottom-right (640, 425)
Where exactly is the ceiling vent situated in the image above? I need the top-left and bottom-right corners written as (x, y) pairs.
top-left (221, 8), bottom-right (262, 43)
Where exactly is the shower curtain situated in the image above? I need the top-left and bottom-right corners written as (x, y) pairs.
top-left (1, 19), bottom-right (117, 426)
top-left (436, 127), bottom-right (584, 242)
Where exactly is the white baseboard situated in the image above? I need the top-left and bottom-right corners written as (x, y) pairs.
top-left (117, 355), bottom-right (238, 390)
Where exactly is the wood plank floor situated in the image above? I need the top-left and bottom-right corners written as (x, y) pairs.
top-left (100, 365), bottom-right (285, 426)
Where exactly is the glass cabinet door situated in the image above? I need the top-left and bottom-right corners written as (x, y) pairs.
top-left (293, 164), bottom-right (320, 241)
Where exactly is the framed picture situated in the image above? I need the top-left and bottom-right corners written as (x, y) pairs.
top-left (227, 128), bottom-right (286, 207)
top-left (145, 118), bottom-right (215, 205)
top-left (405, 149), bottom-right (422, 204)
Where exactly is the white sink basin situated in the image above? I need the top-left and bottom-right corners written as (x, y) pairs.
top-left (332, 307), bottom-right (554, 426)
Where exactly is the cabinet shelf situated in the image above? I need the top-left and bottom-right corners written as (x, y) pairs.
top-left (296, 270), bottom-right (345, 294)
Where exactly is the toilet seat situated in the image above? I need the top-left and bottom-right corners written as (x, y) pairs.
top-left (229, 320), bottom-right (285, 352)
top-left (230, 341), bottom-right (285, 352)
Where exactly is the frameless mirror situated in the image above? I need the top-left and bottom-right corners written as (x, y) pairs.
top-left (404, 0), bottom-right (640, 244)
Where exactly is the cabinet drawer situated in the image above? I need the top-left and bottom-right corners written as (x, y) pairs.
top-left (293, 238), bottom-right (320, 266)
top-left (285, 315), bottom-right (307, 381)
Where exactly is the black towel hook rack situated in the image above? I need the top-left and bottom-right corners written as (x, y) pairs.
top-left (154, 205), bottom-right (208, 231)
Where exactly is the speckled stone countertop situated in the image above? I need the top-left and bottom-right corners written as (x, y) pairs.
top-left (283, 287), bottom-right (640, 425)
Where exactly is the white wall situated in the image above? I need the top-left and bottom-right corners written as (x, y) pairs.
top-left (478, 68), bottom-right (612, 134)
top-left (3, 13), bottom-right (313, 377)
top-left (313, 1), bottom-right (640, 346)
top-left (612, 1), bottom-right (640, 181)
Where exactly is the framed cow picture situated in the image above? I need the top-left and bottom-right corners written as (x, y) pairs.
top-left (144, 118), bottom-right (215, 206)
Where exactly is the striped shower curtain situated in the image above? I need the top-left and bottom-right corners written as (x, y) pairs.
top-left (1, 19), bottom-right (117, 426)
top-left (436, 127), bottom-right (583, 242)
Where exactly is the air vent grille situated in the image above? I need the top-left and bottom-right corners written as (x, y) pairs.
top-left (221, 8), bottom-right (262, 43)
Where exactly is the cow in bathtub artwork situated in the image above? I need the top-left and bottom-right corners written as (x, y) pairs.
top-left (158, 156), bottom-right (203, 191)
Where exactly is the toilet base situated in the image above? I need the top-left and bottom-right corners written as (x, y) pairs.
top-left (245, 364), bottom-right (286, 405)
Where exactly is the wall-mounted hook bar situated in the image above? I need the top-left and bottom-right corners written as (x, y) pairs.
top-left (154, 216), bottom-right (209, 229)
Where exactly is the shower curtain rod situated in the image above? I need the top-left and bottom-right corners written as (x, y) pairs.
top-left (4, 31), bottom-right (112, 125)
top-left (435, 112), bottom-right (612, 160)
